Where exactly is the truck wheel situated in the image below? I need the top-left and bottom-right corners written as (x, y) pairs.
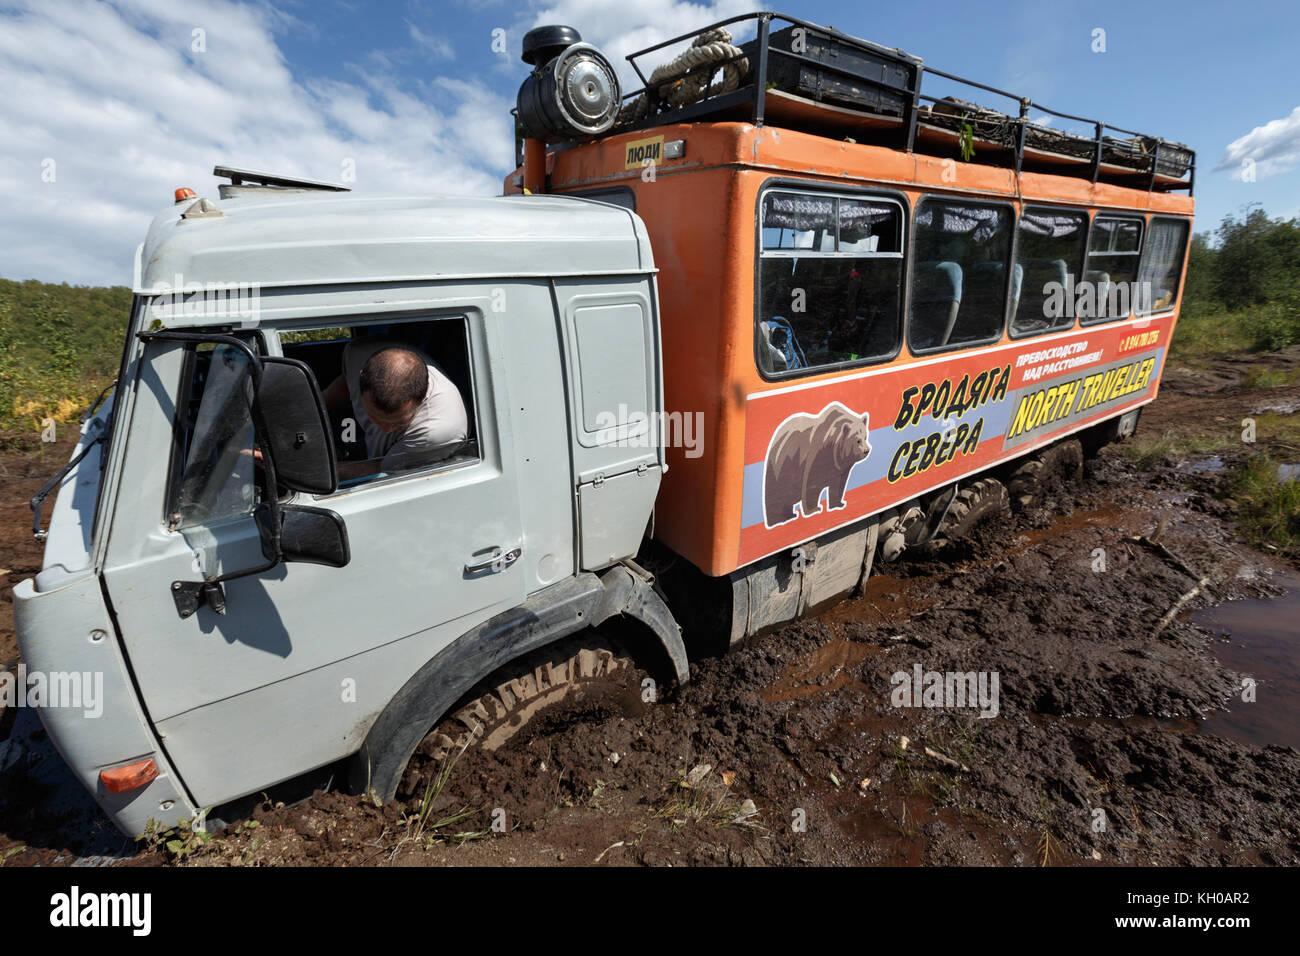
top-left (924, 477), bottom-right (1009, 551)
top-left (1007, 439), bottom-right (1083, 510)
top-left (398, 630), bottom-right (642, 797)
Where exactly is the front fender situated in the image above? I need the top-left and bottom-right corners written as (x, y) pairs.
top-left (348, 567), bottom-right (687, 803)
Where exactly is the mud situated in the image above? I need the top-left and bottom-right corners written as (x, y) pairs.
top-left (2, 349), bottom-right (1299, 867)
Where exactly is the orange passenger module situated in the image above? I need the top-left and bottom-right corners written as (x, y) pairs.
top-left (507, 11), bottom-right (1194, 581)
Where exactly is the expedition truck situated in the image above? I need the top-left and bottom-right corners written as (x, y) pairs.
top-left (15, 10), bottom-right (1193, 838)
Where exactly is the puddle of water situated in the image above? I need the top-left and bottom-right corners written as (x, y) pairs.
top-left (761, 635), bottom-right (882, 702)
top-left (1009, 502), bottom-right (1137, 551)
top-left (819, 571), bottom-right (939, 626)
top-left (1042, 573), bottom-right (1300, 751)
top-left (1277, 463), bottom-right (1300, 483)
top-left (1176, 455), bottom-right (1226, 474)
top-left (1191, 572), bottom-right (1300, 751)
top-left (1253, 401), bottom-right (1300, 416)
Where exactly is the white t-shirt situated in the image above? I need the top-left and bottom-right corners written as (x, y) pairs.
top-left (343, 339), bottom-right (469, 472)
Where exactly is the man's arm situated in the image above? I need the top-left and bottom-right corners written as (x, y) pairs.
top-left (337, 458), bottom-right (382, 480)
top-left (321, 373), bottom-right (350, 415)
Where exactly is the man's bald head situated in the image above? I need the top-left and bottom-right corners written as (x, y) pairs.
top-left (359, 346), bottom-right (429, 415)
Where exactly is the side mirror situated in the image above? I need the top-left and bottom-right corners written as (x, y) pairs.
top-left (254, 357), bottom-right (337, 495)
top-left (255, 503), bottom-right (350, 568)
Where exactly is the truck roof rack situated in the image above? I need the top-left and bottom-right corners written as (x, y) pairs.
top-left (212, 165), bottom-right (351, 192)
top-left (605, 11), bottom-right (1195, 194)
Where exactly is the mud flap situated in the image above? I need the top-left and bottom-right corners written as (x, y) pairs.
top-left (1116, 408), bottom-right (1140, 439)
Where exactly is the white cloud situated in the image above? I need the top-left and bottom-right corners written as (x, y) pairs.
top-left (1217, 106), bottom-right (1300, 181)
top-left (0, 0), bottom-right (514, 286)
top-left (408, 21), bottom-right (455, 61)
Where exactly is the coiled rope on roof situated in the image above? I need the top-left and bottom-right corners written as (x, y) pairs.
top-left (617, 27), bottom-right (748, 127)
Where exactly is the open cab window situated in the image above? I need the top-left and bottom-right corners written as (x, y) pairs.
top-left (276, 316), bottom-right (479, 492)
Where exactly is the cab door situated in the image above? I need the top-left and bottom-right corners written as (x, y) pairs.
top-left (98, 309), bottom-right (525, 805)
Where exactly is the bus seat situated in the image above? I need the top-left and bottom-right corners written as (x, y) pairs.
top-left (911, 261), bottom-right (962, 350)
top-left (1015, 258), bottom-right (1068, 332)
top-left (758, 320), bottom-right (789, 373)
top-left (1084, 269), bottom-right (1111, 311)
top-left (953, 261), bottom-right (1009, 345)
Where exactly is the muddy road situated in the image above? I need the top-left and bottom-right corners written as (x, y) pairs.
top-left (2, 350), bottom-right (1299, 867)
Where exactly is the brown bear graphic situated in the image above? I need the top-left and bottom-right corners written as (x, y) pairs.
top-left (764, 402), bottom-right (872, 527)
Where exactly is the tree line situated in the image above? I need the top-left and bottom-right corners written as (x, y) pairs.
top-left (1184, 207), bottom-right (1300, 350)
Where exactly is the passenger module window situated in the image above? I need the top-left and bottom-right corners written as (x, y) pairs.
top-left (909, 198), bottom-right (1013, 353)
top-left (1137, 217), bottom-right (1189, 315)
top-left (1082, 215), bottom-right (1144, 324)
top-left (1011, 207), bottom-right (1089, 337)
top-left (757, 189), bottom-right (904, 376)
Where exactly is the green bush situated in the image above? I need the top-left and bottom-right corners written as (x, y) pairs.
top-left (1244, 288), bottom-right (1300, 352)
top-left (0, 277), bottom-right (130, 431)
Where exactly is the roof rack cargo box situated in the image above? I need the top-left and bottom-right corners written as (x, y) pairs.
top-left (736, 23), bottom-right (921, 121)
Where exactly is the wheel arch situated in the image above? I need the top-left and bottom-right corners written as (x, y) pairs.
top-left (347, 565), bottom-right (688, 803)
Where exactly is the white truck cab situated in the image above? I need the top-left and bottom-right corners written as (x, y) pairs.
top-left (16, 182), bottom-right (687, 837)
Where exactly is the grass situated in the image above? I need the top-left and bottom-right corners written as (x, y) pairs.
top-left (1251, 412), bottom-right (1300, 451)
top-left (1032, 786), bottom-right (1063, 867)
top-left (1121, 431), bottom-right (1236, 469)
top-left (1229, 456), bottom-right (1300, 557)
top-left (654, 765), bottom-right (762, 831)
top-left (1243, 365), bottom-right (1300, 389)
top-left (139, 811), bottom-right (214, 863)
top-left (1170, 291), bottom-right (1300, 364)
top-left (1170, 305), bottom-right (1256, 363)
top-left (399, 741), bottom-right (484, 846)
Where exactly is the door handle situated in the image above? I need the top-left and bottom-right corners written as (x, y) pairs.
top-left (465, 546), bottom-right (522, 575)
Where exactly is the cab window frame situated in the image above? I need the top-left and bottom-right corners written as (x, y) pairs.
top-left (906, 194), bottom-right (1017, 356)
top-left (566, 185), bottom-right (636, 211)
top-left (753, 179), bottom-right (909, 382)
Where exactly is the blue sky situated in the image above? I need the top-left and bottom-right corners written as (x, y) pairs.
top-left (2, 0), bottom-right (1296, 286)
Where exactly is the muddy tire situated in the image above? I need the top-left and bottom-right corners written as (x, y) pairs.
top-left (1006, 439), bottom-right (1083, 510)
top-left (398, 630), bottom-right (641, 797)
top-left (925, 477), bottom-right (1010, 550)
